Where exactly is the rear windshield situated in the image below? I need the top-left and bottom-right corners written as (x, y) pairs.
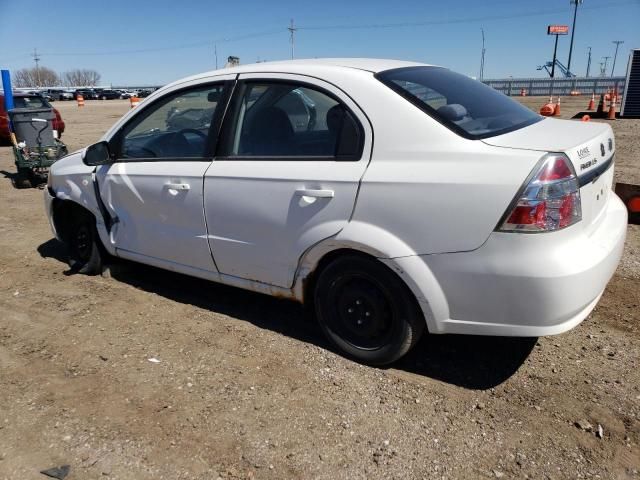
top-left (375, 66), bottom-right (542, 139)
top-left (13, 96), bottom-right (49, 109)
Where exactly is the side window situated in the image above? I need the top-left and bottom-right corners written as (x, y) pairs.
top-left (226, 82), bottom-right (362, 159)
top-left (119, 84), bottom-right (225, 159)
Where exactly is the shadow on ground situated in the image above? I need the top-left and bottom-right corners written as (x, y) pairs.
top-left (1, 169), bottom-right (15, 181)
top-left (38, 238), bottom-right (536, 390)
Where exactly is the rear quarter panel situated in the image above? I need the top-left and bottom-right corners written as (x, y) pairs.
top-left (344, 80), bottom-right (543, 256)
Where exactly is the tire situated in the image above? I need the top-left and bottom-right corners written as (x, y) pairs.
top-left (67, 210), bottom-right (104, 274)
top-left (314, 255), bottom-right (425, 365)
top-left (14, 170), bottom-right (32, 189)
top-left (102, 95), bottom-right (107, 100)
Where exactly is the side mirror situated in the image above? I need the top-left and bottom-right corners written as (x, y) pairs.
top-left (82, 141), bottom-right (112, 166)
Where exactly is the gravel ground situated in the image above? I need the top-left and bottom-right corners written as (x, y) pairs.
top-left (0, 98), bottom-right (638, 480)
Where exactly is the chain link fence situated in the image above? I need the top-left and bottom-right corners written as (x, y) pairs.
top-left (482, 77), bottom-right (626, 96)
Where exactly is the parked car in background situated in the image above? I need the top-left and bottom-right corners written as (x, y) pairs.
top-left (136, 89), bottom-right (153, 98)
top-left (94, 90), bottom-right (121, 100)
top-left (74, 89), bottom-right (99, 100)
top-left (28, 90), bottom-right (53, 101)
top-left (118, 90), bottom-right (136, 99)
top-left (0, 93), bottom-right (65, 143)
top-left (44, 59), bottom-right (626, 365)
top-left (45, 89), bottom-right (74, 101)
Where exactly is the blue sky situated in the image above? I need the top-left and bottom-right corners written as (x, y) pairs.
top-left (1, 0), bottom-right (639, 86)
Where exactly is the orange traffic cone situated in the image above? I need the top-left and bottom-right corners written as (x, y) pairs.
top-left (607, 96), bottom-right (616, 120)
top-left (130, 96), bottom-right (140, 109)
top-left (554, 97), bottom-right (561, 116)
top-left (77, 94), bottom-right (84, 108)
top-left (540, 103), bottom-right (555, 116)
top-left (587, 93), bottom-right (595, 110)
top-left (581, 115), bottom-right (591, 122)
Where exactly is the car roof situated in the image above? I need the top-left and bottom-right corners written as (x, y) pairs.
top-left (168, 58), bottom-right (433, 89)
top-left (235, 58), bottom-right (430, 73)
top-left (0, 93), bottom-right (42, 98)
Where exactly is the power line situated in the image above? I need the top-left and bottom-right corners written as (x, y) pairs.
top-left (1, 0), bottom-right (636, 61)
top-left (296, 0), bottom-right (634, 31)
top-left (40, 29), bottom-right (284, 57)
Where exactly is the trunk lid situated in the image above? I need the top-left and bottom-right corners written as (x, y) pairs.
top-left (483, 117), bottom-right (616, 230)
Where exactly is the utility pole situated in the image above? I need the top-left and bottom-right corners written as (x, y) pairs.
top-left (288, 19), bottom-right (297, 59)
top-left (32, 48), bottom-right (41, 87)
top-left (479, 28), bottom-right (486, 81)
top-left (586, 46), bottom-right (592, 77)
top-left (214, 43), bottom-right (218, 69)
top-left (566, 0), bottom-right (583, 76)
top-left (601, 56), bottom-right (611, 77)
top-left (611, 40), bottom-right (624, 77)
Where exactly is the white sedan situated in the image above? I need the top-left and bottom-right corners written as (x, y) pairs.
top-left (44, 59), bottom-right (627, 365)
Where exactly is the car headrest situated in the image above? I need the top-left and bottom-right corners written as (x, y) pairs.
top-left (437, 104), bottom-right (468, 121)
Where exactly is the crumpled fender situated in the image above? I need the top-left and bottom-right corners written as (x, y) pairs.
top-left (48, 150), bottom-right (116, 255)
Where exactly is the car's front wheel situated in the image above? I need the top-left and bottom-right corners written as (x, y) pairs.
top-left (314, 255), bottom-right (425, 365)
top-left (67, 211), bottom-right (104, 274)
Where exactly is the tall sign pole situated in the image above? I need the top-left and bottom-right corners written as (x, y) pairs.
top-left (566, 0), bottom-right (583, 76)
top-left (586, 47), bottom-right (592, 77)
top-left (547, 25), bottom-right (569, 78)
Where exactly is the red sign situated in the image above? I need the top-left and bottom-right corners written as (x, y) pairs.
top-left (548, 25), bottom-right (569, 35)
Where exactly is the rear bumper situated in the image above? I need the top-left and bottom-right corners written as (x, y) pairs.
top-left (396, 194), bottom-right (627, 337)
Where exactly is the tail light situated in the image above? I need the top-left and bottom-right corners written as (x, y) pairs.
top-left (498, 153), bottom-right (581, 232)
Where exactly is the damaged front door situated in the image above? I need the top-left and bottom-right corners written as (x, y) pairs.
top-left (96, 78), bottom-right (234, 272)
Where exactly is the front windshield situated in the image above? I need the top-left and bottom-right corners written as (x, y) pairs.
top-left (376, 66), bottom-right (542, 139)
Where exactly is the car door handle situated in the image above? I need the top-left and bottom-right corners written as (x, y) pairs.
top-left (295, 189), bottom-right (334, 198)
top-left (164, 182), bottom-right (190, 191)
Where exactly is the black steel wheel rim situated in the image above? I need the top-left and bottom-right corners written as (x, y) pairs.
top-left (325, 274), bottom-right (396, 350)
top-left (74, 224), bottom-right (92, 262)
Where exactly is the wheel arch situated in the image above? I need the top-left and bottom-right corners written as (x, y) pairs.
top-left (51, 198), bottom-right (114, 256)
top-left (293, 232), bottom-right (444, 334)
top-left (52, 198), bottom-right (93, 244)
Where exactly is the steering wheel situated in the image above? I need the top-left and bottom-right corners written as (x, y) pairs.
top-left (125, 144), bottom-right (158, 158)
top-left (177, 128), bottom-right (208, 140)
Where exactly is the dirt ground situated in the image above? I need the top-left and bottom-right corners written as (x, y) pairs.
top-left (0, 98), bottom-right (639, 480)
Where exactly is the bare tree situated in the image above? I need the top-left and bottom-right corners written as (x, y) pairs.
top-left (62, 69), bottom-right (101, 87)
top-left (13, 66), bottom-right (60, 88)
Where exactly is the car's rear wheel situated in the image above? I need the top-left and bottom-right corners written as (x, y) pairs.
top-left (68, 211), bottom-right (104, 274)
top-left (314, 255), bottom-right (425, 365)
